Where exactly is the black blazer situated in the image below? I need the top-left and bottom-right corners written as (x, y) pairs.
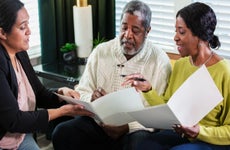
top-left (0, 45), bottom-right (62, 140)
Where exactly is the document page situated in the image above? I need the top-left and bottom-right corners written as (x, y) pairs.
top-left (128, 65), bottom-right (223, 129)
top-left (128, 104), bottom-right (180, 129)
top-left (167, 65), bottom-right (223, 126)
top-left (56, 87), bottom-right (144, 125)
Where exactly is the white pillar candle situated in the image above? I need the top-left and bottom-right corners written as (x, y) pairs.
top-left (73, 5), bottom-right (93, 58)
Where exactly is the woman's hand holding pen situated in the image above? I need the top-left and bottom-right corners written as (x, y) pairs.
top-left (121, 73), bottom-right (152, 92)
top-left (91, 87), bottom-right (107, 102)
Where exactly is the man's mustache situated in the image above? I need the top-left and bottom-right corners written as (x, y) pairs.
top-left (121, 39), bottom-right (134, 45)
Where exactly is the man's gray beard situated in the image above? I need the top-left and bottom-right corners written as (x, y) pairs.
top-left (121, 44), bottom-right (143, 56)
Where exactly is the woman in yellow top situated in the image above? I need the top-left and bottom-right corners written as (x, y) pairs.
top-left (122, 2), bottom-right (230, 150)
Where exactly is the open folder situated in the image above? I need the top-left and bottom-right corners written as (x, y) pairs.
top-left (128, 65), bottom-right (223, 129)
top-left (57, 65), bottom-right (223, 128)
top-left (55, 87), bottom-right (145, 126)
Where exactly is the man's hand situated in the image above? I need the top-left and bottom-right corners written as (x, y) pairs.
top-left (91, 87), bottom-right (106, 102)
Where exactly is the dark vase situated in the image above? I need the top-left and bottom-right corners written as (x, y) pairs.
top-left (62, 51), bottom-right (77, 64)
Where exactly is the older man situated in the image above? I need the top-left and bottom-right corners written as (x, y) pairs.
top-left (52, 0), bottom-right (171, 149)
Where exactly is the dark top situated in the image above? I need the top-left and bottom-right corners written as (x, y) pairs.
top-left (0, 45), bottom-right (62, 140)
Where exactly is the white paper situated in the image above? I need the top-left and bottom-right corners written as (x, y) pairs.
top-left (56, 66), bottom-right (223, 128)
top-left (167, 65), bottom-right (223, 126)
top-left (73, 5), bottom-right (93, 58)
top-left (128, 104), bottom-right (180, 129)
top-left (56, 87), bottom-right (144, 126)
top-left (128, 65), bottom-right (223, 129)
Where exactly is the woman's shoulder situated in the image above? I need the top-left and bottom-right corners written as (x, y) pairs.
top-left (210, 59), bottom-right (230, 73)
top-left (0, 47), bottom-right (10, 71)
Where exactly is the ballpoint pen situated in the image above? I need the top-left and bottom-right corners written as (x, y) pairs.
top-left (120, 74), bottom-right (146, 81)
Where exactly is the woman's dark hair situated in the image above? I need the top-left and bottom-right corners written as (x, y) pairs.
top-left (176, 2), bottom-right (220, 49)
top-left (121, 0), bottom-right (152, 30)
top-left (0, 0), bottom-right (24, 34)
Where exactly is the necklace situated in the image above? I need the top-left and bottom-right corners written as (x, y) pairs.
top-left (190, 51), bottom-right (214, 67)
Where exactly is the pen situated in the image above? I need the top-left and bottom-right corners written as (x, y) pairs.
top-left (120, 74), bottom-right (146, 82)
top-left (120, 74), bottom-right (127, 77)
top-left (133, 78), bottom-right (146, 81)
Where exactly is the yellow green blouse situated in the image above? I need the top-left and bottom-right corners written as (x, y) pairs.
top-left (142, 57), bottom-right (230, 145)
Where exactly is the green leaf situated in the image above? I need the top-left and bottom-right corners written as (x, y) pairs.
top-left (60, 43), bottom-right (77, 53)
top-left (93, 33), bottom-right (107, 49)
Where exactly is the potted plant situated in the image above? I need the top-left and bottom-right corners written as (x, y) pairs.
top-left (60, 43), bottom-right (77, 64)
top-left (93, 33), bottom-right (107, 49)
